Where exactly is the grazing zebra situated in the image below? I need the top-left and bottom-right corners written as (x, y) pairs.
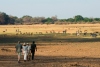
top-left (90, 33), bottom-right (97, 38)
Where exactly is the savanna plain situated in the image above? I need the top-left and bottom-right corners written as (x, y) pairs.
top-left (0, 24), bottom-right (100, 67)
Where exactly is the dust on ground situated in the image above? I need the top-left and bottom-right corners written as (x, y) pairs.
top-left (0, 42), bottom-right (100, 67)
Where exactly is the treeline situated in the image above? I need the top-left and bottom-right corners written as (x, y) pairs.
top-left (0, 12), bottom-right (100, 25)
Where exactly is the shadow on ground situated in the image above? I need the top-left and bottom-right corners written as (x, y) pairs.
top-left (0, 35), bottom-right (100, 44)
top-left (0, 55), bottom-right (100, 67)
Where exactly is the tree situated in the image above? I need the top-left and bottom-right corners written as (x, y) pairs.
top-left (74, 15), bottom-right (84, 22)
top-left (45, 17), bottom-right (53, 24)
top-left (94, 18), bottom-right (100, 21)
top-left (31, 17), bottom-right (45, 24)
top-left (51, 16), bottom-right (58, 23)
top-left (0, 12), bottom-right (10, 24)
top-left (22, 15), bottom-right (32, 23)
top-left (9, 15), bottom-right (17, 24)
top-left (59, 19), bottom-right (67, 22)
top-left (88, 18), bottom-right (93, 22)
top-left (67, 18), bottom-right (75, 22)
top-left (84, 17), bottom-right (90, 22)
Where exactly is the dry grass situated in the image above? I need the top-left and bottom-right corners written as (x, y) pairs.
top-left (0, 24), bottom-right (100, 67)
top-left (0, 24), bottom-right (100, 35)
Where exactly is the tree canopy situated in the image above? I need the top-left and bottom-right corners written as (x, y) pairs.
top-left (0, 11), bottom-right (100, 25)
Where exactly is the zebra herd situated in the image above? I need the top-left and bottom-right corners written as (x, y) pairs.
top-left (2, 29), bottom-right (99, 38)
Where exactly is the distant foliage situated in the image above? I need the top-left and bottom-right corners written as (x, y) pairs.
top-left (0, 11), bottom-right (100, 25)
top-left (0, 12), bottom-right (10, 24)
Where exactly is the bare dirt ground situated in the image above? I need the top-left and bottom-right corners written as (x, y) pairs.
top-left (0, 42), bottom-right (100, 67)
